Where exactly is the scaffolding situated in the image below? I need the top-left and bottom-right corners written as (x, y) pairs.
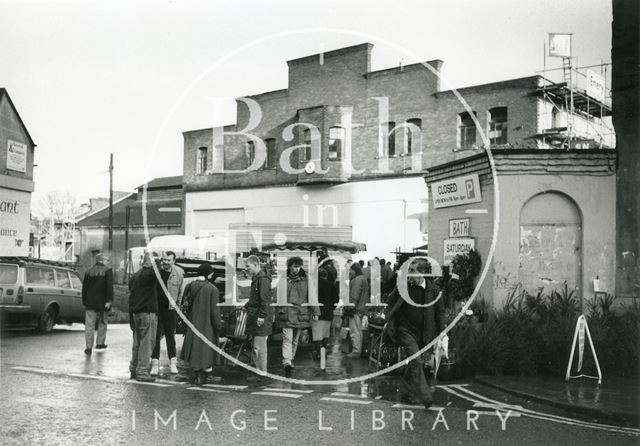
top-left (533, 56), bottom-right (614, 149)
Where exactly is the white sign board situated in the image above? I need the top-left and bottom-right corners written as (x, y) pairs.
top-left (7, 140), bottom-right (27, 173)
top-left (443, 238), bottom-right (475, 266)
top-left (431, 174), bottom-right (481, 209)
top-left (548, 33), bottom-right (571, 58)
top-left (449, 218), bottom-right (470, 237)
top-left (586, 70), bottom-right (605, 102)
top-left (0, 189), bottom-right (31, 256)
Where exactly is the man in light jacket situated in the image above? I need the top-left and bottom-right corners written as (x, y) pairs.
top-left (150, 250), bottom-right (184, 376)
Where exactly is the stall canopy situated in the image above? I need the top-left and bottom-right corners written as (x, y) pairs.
top-left (261, 240), bottom-right (367, 254)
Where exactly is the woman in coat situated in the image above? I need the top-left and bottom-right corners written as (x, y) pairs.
top-left (244, 255), bottom-right (273, 381)
top-left (181, 263), bottom-right (222, 386)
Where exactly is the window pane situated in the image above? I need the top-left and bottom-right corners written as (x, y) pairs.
top-left (26, 267), bottom-right (55, 286)
top-left (70, 273), bottom-right (83, 290)
top-left (489, 107), bottom-right (508, 146)
top-left (265, 139), bottom-right (276, 168)
top-left (196, 147), bottom-right (208, 174)
top-left (458, 112), bottom-right (476, 150)
top-left (246, 141), bottom-right (255, 166)
top-left (329, 127), bottom-right (344, 161)
top-left (387, 122), bottom-right (396, 156)
top-left (302, 129), bottom-right (311, 162)
top-left (55, 270), bottom-right (71, 288)
top-left (406, 119), bottom-right (422, 154)
top-left (0, 265), bottom-right (18, 284)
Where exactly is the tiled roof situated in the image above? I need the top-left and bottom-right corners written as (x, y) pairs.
top-left (77, 194), bottom-right (182, 227)
top-left (136, 175), bottom-right (182, 190)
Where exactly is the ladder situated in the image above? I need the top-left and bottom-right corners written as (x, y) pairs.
top-left (562, 57), bottom-right (574, 146)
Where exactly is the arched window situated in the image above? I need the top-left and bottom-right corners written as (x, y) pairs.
top-left (328, 127), bottom-right (344, 161)
top-left (457, 112), bottom-right (477, 150)
top-left (488, 107), bottom-right (508, 146)
top-left (519, 192), bottom-right (582, 296)
top-left (196, 146), bottom-right (208, 175)
top-left (405, 118), bottom-right (422, 154)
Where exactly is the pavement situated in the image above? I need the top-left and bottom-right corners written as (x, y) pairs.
top-left (475, 374), bottom-right (640, 428)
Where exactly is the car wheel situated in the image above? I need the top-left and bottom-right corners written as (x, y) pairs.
top-left (38, 306), bottom-right (57, 333)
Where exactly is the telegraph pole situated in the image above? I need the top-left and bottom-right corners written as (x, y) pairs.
top-left (108, 153), bottom-right (114, 251)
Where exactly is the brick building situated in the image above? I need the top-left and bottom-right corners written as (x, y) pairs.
top-left (75, 175), bottom-right (183, 279)
top-left (182, 43), bottom-right (613, 259)
top-left (0, 88), bottom-right (36, 256)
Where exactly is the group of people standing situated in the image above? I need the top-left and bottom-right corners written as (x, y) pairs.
top-left (81, 250), bottom-right (444, 407)
top-left (128, 251), bottom-right (185, 382)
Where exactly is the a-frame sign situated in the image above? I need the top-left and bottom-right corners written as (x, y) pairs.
top-left (565, 315), bottom-right (602, 384)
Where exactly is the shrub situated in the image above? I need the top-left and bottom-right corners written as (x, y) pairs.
top-left (452, 287), bottom-right (638, 378)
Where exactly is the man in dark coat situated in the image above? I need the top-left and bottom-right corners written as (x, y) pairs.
top-left (128, 253), bottom-right (158, 382)
top-left (384, 260), bottom-right (445, 409)
top-left (81, 253), bottom-right (113, 355)
top-left (278, 256), bottom-right (320, 377)
top-left (346, 262), bottom-right (369, 357)
top-left (181, 263), bottom-right (221, 386)
top-left (311, 268), bottom-right (339, 360)
top-left (244, 255), bottom-right (273, 381)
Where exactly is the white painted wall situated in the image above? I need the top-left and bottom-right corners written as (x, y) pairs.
top-left (185, 176), bottom-right (428, 259)
top-left (0, 187), bottom-right (30, 256)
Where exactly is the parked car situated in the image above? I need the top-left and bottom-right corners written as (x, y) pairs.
top-left (0, 257), bottom-right (85, 332)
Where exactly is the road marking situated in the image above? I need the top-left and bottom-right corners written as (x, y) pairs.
top-left (12, 366), bottom-right (59, 375)
top-left (441, 385), bottom-right (640, 435)
top-left (330, 392), bottom-right (367, 398)
top-left (68, 373), bottom-right (118, 383)
top-left (320, 397), bottom-right (372, 405)
top-left (391, 403), bottom-right (445, 411)
top-left (252, 391), bottom-right (303, 399)
top-left (187, 387), bottom-right (229, 393)
top-left (203, 383), bottom-right (248, 390)
top-left (473, 402), bottom-right (524, 411)
top-left (154, 378), bottom-right (189, 385)
top-left (126, 380), bottom-right (172, 387)
top-left (474, 410), bottom-right (522, 417)
top-left (262, 387), bottom-right (313, 394)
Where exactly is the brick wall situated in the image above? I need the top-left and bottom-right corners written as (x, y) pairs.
top-left (183, 43), bottom-right (543, 192)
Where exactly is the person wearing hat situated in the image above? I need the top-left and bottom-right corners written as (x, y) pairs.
top-left (179, 263), bottom-right (222, 386)
top-left (81, 252), bottom-right (114, 355)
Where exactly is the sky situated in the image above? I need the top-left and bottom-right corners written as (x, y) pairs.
top-left (0, 0), bottom-right (613, 209)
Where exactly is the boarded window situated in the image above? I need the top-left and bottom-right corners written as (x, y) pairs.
top-left (519, 192), bottom-right (582, 296)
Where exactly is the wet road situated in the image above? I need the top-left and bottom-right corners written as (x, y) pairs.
top-left (1, 324), bottom-right (639, 445)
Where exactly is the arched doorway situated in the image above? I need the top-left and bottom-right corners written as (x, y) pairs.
top-left (519, 192), bottom-right (582, 296)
